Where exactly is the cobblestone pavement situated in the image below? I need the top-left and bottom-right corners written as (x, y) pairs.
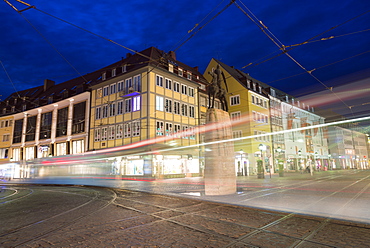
top-left (1, 184), bottom-right (370, 247)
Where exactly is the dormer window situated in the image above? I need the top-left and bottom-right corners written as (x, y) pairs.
top-left (178, 68), bottom-right (183, 77)
top-left (22, 105), bottom-right (27, 111)
top-left (187, 72), bottom-right (192, 80)
top-left (168, 64), bottom-right (174, 73)
top-left (102, 72), bottom-right (106, 81)
top-left (11, 106), bottom-right (15, 113)
top-left (2, 108), bottom-right (6, 114)
top-left (253, 83), bottom-right (256, 91)
top-left (14, 98), bottom-right (17, 104)
top-left (47, 96), bottom-right (53, 104)
top-left (258, 86), bottom-right (262, 93)
top-left (122, 64), bottom-right (127, 73)
top-left (247, 79), bottom-right (251, 88)
top-left (112, 68), bottom-right (116, 77)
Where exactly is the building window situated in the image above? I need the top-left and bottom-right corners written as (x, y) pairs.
top-left (125, 78), bottom-right (133, 93)
top-left (117, 100), bottom-right (123, 115)
top-left (124, 122), bottom-right (131, 138)
top-left (117, 81), bottom-right (124, 92)
top-left (181, 104), bottom-right (188, 116)
top-left (156, 121), bottom-right (164, 136)
top-left (156, 75), bottom-right (163, 87)
top-left (110, 84), bottom-right (116, 94)
top-left (125, 99), bottom-right (131, 113)
top-left (95, 107), bottom-right (101, 120)
top-left (165, 99), bottom-right (172, 113)
top-left (165, 122), bottom-right (172, 136)
top-left (233, 130), bottom-right (242, 139)
top-left (116, 124), bottom-right (123, 139)
top-left (102, 105), bottom-right (108, 118)
top-left (178, 68), bottom-right (183, 77)
top-left (174, 124), bottom-right (181, 137)
top-left (230, 95), bottom-right (240, 106)
top-left (174, 82), bottom-right (180, 92)
top-left (168, 64), bottom-right (174, 73)
top-left (108, 126), bottom-right (115, 140)
top-left (132, 121), bottom-right (140, 137)
top-left (156, 96), bottom-right (164, 111)
top-left (173, 101), bottom-right (180, 115)
top-left (2, 134), bottom-right (10, 142)
top-left (94, 128), bottom-right (101, 142)
top-left (181, 84), bottom-right (187, 95)
top-left (103, 86), bottom-right (109, 97)
top-left (109, 103), bottom-right (116, 117)
top-left (187, 72), bottom-right (192, 80)
top-left (133, 75), bottom-right (141, 92)
top-left (252, 95), bottom-right (255, 104)
top-left (230, 111), bottom-right (241, 120)
top-left (101, 127), bottom-right (107, 141)
top-left (132, 96), bottom-right (141, 111)
top-left (188, 87), bottom-right (194, 97)
top-left (182, 125), bottom-right (188, 139)
top-left (189, 106), bottom-right (195, 118)
top-left (11, 106), bottom-right (15, 113)
top-left (165, 78), bottom-right (172, 90)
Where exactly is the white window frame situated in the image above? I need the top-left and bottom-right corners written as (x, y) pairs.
top-left (156, 75), bottom-right (163, 87)
top-left (132, 96), bottom-right (141, 112)
top-left (103, 86), bottom-right (109, 97)
top-left (156, 121), bottom-right (164, 136)
top-left (95, 107), bottom-right (101, 120)
top-left (165, 78), bottom-right (172, 90)
top-left (124, 122), bottom-right (131, 138)
top-left (165, 99), bottom-right (172, 113)
top-left (116, 124), bottom-right (123, 139)
top-left (132, 121), bottom-right (140, 137)
top-left (110, 83), bottom-right (116, 94)
top-left (174, 82), bottom-right (180, 92)
top-left (230, 95), bottom-right (240, 106)
top-left (181, 84), bottom-right (187, 95)
top-left (156, 96), bottom-right (164, 111)
top-left (188, 87), bottom-right (194, 97)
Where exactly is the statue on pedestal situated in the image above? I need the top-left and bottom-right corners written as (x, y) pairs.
top-left (207, 64), bottom-right (229, 112)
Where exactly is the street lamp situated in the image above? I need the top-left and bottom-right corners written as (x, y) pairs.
top-left (258, 144), bottom-right (266, 179)
top-left (276, 147), bottom-right (284, 177)
top-left (298, 150), bottom-right (302, 171)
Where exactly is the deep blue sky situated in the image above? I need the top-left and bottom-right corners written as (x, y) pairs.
top-left (1, 0), bottom-right (369, 117)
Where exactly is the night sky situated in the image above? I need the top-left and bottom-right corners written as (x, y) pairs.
top-left (1, 0), bottom-right (369, 118)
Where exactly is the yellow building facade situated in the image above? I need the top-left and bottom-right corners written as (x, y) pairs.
top-left (203, 59), bottom-right (272, 176)
top-left (89, 47), bottom-right (203, 178)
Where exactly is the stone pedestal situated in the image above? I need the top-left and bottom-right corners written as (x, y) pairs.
top-left (204, 109), bottom-right (236, 195)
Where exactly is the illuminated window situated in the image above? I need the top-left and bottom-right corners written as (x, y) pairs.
top-left (156, 96), bottom-right (164, 111)
top-left (132, 121), bottom-right (140, 136)
top-left (133, 96), bottom-right (141, 111)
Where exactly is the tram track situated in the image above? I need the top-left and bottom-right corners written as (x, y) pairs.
top-left (0, 185), bottom-right (117, 247)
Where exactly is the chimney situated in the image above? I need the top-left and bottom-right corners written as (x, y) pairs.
top-left (44, 79), bottom-right (55, 91)
top-left (126, 53), bottom-right (132, 58)
top-left (168, 51), bottom-right (176, 61)
top-left (193, 66), bottom-right (199, 71)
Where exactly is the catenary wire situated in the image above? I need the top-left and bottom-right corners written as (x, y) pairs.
top-left (234, 0), bottom-right (356, 116)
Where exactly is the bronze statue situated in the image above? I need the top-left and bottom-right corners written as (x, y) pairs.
top-left (207, 64), bottom-right (228, 111)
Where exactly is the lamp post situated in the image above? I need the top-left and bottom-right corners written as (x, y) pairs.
top-left (328, 154), bottom-right (332, 170)
top-left (298, 150), bottom-right (302, 171)
top-left (258, 144), bottom-right (266, 179)
top-left (276, 147), bottom-right (284, 177)
top-left (315, 152), bottom-right (318, 171)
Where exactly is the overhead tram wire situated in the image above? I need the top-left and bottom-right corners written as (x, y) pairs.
top-left (3, 0), bottom-right (169, 102)
top-left (0, 60), bottom-right (21, 99)
top-left (3, 0), bottom-right (154, 63)
top-left (240, 8), bottom-right (370, 71)
top-left (171, 0), bottom-right (227, 52)
top-left (234, 0), bottom-right (356, 117)
top-left (172, 0), bottom-right (236, 52)
top-left (267, 49), bottom-right (370, 85)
